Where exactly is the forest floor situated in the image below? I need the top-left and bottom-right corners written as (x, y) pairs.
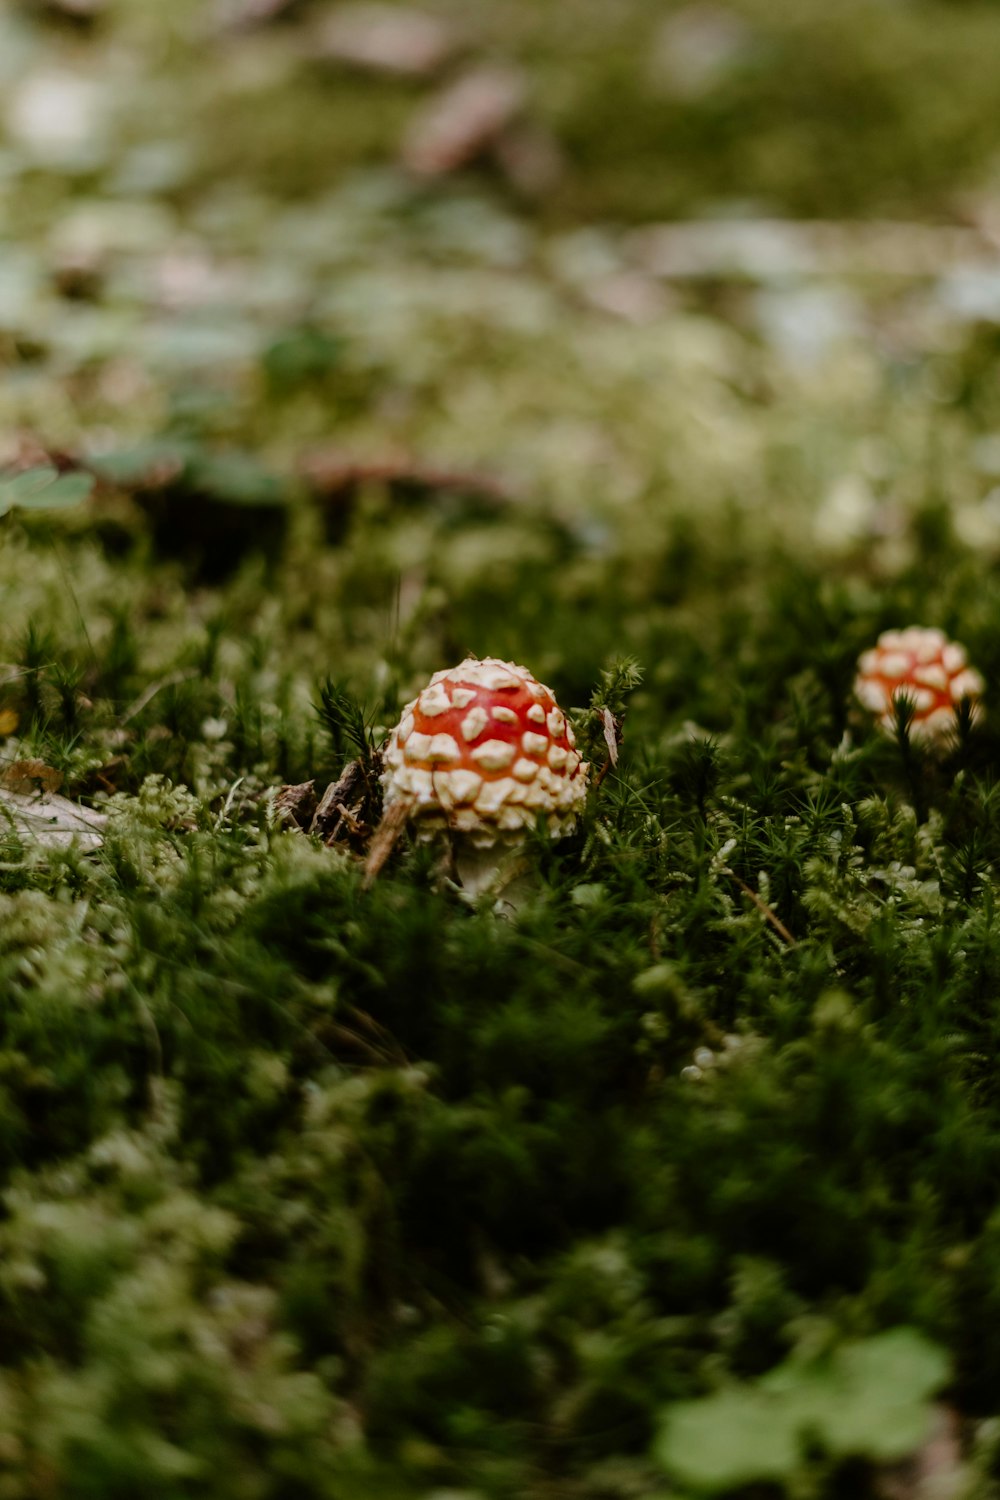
top-left (6, 1), bottom-right (1000, 1496)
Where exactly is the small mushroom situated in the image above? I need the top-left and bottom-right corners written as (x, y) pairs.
top-left (381, 656), bottom-right (588, 894)
top-left (854, 627), bottom-right (984, 741)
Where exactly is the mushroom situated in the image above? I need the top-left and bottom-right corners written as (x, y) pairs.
top-left (854, 627), bottom-right (984, 742)
top-left (380, 656), bottom-right (588, 894)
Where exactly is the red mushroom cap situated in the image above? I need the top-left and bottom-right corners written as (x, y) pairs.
top-left (382, 657), bottom-right (588, 846)
top-left (854, 627), bottom-right (984, 740)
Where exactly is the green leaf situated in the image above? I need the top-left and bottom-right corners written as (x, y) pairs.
top-left (17, 473), bottom-right (95, 510)
top-left (777, 1328), bottom-right (950, 1463)
top-left (654, 1329), bottom-right (949, 1492)
top-left (0, 467), bottom-right (94, 516)
top-left (655, 1386), bottom-right (801, 1491)
top-left (0, 466), bottom-right (57, 515)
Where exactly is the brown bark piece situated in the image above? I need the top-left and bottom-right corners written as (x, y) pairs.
top-left (273, 779), bottom-right (318, 830)
top-left (310, 761), bottom-right (369, 846)
top-left (300, 448), bottom-right (515, 506)
top-left (362, 797), bottom-right (412, 888)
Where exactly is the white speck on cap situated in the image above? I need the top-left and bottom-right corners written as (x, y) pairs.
top-left (470, 739), bottom-right (516, 771)
top-left (913, 664), bottom-right (948, 690)
top-left (408, 768), bottom-right (434, 799)
top-left (951, 668), bottom-right (985, 701)
top-left (426, 733), bottom-right (461, 763)
top-left (475, 777), bottom-right (516, 812)
top-left (461, 706), bottom-right (490, 741)
top-left (418, 684), bottom-right (452, 716)
top-left (404, 731), bottom-right (433, 762)
top-left (914, 628), bottom-right (946, 662)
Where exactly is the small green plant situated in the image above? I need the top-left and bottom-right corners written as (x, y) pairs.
top-left (654, 1327), bottom-right (949, 1493)
top-left (315, 678), bottom-right (380, 772)
top-left (0, 467), bottom-right (94, 517)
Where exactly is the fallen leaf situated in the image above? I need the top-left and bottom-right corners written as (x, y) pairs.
top-left (0, 760), bottom-right (63, 795)
top-left (402, 66), bottom-right (526, 177)
top-left (0, 709), bottom-right (18, 737)
top-left (0, 787), bottom-right (106, 852)
top-left (602, 708), bottom-right (620, 766)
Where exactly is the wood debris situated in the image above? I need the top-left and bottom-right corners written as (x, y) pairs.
top-left (272, 779), bottom-right (318, 830)
top-left (362, 796), bottom-right (412, 889)
top-left (273, 762), bottom-right (378, 852)
top-left (300, 448), bottom-right (516, 506)
top-left (309, 761), bottom-right (370, 846)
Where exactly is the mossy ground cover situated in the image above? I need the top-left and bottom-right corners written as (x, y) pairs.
top-left (7, 1), bottom-right (1000, 1496)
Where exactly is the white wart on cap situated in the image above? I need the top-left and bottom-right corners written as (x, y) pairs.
top-left (854, 626), bottom-right (984, 741)
top-left (382, 657), bottom-right (588, 851)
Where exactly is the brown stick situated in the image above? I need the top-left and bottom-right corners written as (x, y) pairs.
top-left (362, 798), bottom-right (413, 889)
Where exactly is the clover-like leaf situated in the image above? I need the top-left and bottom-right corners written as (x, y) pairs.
top-left (0, 466), bottom-right (95, 517)
top-left (17, 472), bottom-right (96, 509)
top-left (655, 1385), bottom-right (801, 1491)
top-left (654, 1327), bottom-right (949, 1493)
top-left (777, 1328), bottom-right (949, 1463)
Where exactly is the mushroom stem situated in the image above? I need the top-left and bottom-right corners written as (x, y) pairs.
top-left (453, 842), bottom-right (505, 897)
top-left (454, 841), bottom-right (535, 909)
